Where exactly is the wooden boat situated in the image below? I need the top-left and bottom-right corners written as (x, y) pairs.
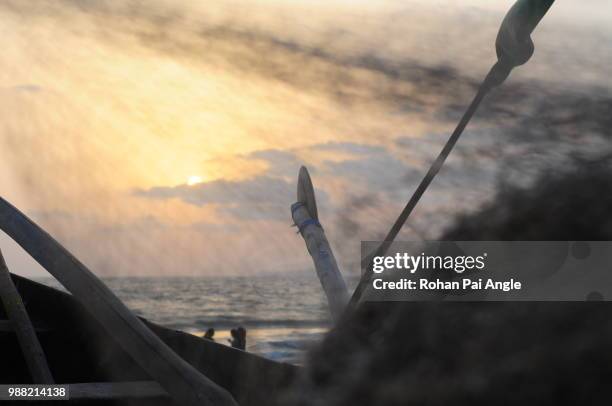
top-left (0, 164), bottom-right (339, 405)
top-left (0, 273), bottom-right (297, 405)
top-left (0, 3), bottom-right (556, 404)
top-left (0, 196), bottom-right (297, 405)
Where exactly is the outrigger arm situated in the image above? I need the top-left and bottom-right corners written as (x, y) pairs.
top-left (291, 166), bottom-right (350, 323)
top-left (0, 197), bottom-right (238, 406)
top-left (348, 0), bottom-right (556, 308)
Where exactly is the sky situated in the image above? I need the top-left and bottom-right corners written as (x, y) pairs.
top-left (1, 0), bottom-right (611, 277)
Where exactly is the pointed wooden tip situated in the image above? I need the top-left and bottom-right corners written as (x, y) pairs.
top-left (297, 166), bottom-right (318, 221)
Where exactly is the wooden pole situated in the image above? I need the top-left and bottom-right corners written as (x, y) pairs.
top-left (347, 0), bottom-right (556, 309)
top-left (0, 249), bottom-right (54, 384)
top-left (292, 167), bottom-right (349, 322)
top-left (0, 197), bottom-right (237, 406)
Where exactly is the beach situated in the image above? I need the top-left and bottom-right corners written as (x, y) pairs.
top-left (36, 273), bottom-right (357, 364)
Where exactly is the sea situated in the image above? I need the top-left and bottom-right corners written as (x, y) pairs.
top-left (36, 273), bottom-right (359, 365)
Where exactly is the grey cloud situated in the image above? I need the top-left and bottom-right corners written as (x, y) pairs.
top-left (134, 141), bottom-right (417, 223)
top-left (248, 149), bottom-right (303, 179)
top-left (0, 0), bottom-right (476, 114)
top-left (252, 141), bottom-right (425, 201)
top-left (138, 176), bottom-right (288, 205)
top-left (319, 143), bottom-right (419, 198)
top-left (136, 175), bottom-right (299, 221)
top-left (312, 142), bottom-right (387, 156)
top-left (5, 0), bottom-right (611, 120)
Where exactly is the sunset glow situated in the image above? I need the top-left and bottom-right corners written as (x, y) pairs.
top-left (1, 0), bottom-right (610, 278)
top-left (187, 176), bottom-right (204, 186)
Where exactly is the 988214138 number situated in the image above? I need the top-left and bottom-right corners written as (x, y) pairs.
top-left (1, 385), bottom-right (69, 400)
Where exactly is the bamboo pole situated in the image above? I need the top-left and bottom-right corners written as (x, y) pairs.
top-left (348, 0), bottom-right (556, 308)
top-left (0, 249), bottom-right (54, 384)
top-left (292, 167), bottom-right (349, 322)
top-left (0, 197), bottom-right (237, 406)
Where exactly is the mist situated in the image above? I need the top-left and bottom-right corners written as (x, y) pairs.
top-left (1, 0), bottom-right (611, 277)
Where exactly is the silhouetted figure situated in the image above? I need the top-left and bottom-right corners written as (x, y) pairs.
top-left (203, 328), bottom-right (215, 341)
top-left (229, 326), bottom-right (246, 350)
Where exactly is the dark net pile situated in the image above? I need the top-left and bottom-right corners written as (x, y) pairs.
top-left (282, 159), bottom-right (612, 406)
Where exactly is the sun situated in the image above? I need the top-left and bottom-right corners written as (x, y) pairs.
top-left (187, 175), bottom-right (203, 186)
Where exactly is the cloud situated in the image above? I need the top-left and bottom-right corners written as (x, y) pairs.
top-left (318, 143), bottom-right (419, 199)
top-left (4, 0), bottom-right (612, 279)
top-left (248, 149), bottom-right (303, 179)
top-left (136, 175), bottom-right (296, 221)
top-left (135, 141), bottom-right (418, 223)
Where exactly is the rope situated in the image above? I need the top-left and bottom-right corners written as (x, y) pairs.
top-left (291, 202), bottom-right (323, 233)
top-left (296, 219), bottom-right (322, 234)
top-left (290, 202), bottom-right (306, 217)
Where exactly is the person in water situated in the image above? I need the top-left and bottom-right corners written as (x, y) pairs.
top-left (229, 326), bottom-right (247, 350)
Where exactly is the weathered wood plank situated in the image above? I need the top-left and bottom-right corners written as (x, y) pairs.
top-left (0, 319), bottom-right (12, 331)
top-left (0, 197), bottom-right (237, 406)
top-left (11, 274), bottom-right (298, 406)
top-left (0, 319), bottom-right (51, 332)
top-left (292, 167), bottom-right (349, 322)
top-left (0, 249), bottom-right (54, 384)
top-left (68, 381), bottom-right (168, 400)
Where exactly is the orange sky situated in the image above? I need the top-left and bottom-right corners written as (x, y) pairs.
top-left (1, 0), bottom-right (610, 277)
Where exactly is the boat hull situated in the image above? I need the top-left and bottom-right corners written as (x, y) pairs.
top-left (0, 274), bottom-right (297, 405)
